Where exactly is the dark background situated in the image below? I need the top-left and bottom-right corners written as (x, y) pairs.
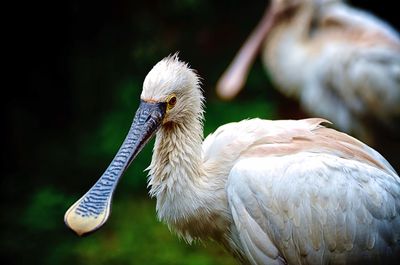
top-left (3, 1), bottom-right (399, 264)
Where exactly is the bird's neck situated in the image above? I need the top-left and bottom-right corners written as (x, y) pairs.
top-left (262, 3), bottom-right (317, 95)
top-left (148, 116), bottom-right (204, 194)
top-left (147, 114), bottom-right (230, 241)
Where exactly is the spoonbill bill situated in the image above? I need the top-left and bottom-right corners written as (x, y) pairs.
top-left (65, 55), bottom-right (400, 264)
top-left (217, 0), bottom-right (400, 142)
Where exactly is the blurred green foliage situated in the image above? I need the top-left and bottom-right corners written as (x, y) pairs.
top-left (4, 0), bottom-right (398, 264)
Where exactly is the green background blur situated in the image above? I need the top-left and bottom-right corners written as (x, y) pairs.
top-left (4, 1), bottom-right (399, 264)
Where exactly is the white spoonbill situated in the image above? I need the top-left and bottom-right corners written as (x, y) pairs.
top-left (65, 55), bottom-right (400, 264)
top-left (217, 0), bottom-right (400, 142)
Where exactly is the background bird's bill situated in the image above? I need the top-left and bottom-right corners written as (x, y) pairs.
top-left (216, 1), bottom-right (284, 99)
top-left (64, 100), bottom-right (167, 236)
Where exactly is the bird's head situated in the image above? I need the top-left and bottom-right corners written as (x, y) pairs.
top-left (64, 54), bottom-right (203, 236)
top-left (271, 0), bottom-right (304, 14)
top-left (141, 54), bottom-right (204, 125)
top-left (272, 0), bottom-right (340, 12)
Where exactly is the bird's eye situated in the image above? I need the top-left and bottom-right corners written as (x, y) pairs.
top-left (167, 94), bottom-right (177, 110)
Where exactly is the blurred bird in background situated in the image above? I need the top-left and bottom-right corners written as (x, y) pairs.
top-left (217, 0), bottom-right (400, 152)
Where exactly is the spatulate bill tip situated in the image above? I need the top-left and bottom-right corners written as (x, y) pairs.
top-left (64, 198), bottom-right (111, 236)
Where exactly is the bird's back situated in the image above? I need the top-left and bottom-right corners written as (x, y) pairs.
top-left (202, 118), bottom-right (396, 177)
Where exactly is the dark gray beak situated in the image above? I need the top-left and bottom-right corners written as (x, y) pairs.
top-left (64, 100), bottom-right (166, 236)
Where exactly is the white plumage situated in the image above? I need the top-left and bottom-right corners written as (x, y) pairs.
top-left (217, 0), bottom-right (400, 142)
top-left (65, 56), bottom-right (400, 264)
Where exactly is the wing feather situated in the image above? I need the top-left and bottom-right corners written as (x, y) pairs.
top-left (227, 153), bottom-right (400, 265)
